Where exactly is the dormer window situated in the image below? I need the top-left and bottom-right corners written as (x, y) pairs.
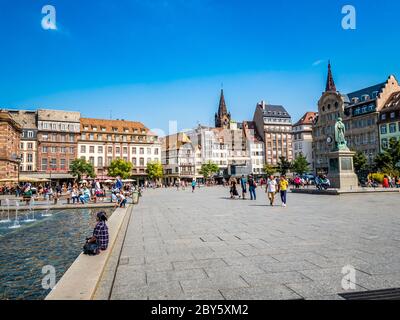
top-left (84, 126), bottom-right (89, 131)
top-left (352, 97), bottom-right (359, 104)
top-left (372, 91), bottom-right (379, 99)
top-left (362, 94), bottom-right (370, 101)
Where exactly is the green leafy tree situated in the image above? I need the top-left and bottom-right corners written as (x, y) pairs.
top-left (108, 158), bottom-right (133, 179)
top-left (146, 161), bottom-right (164, 181)
top-left (353, 151), bottom-right (368, 174)
top-left (263, 163), bottom-right (276, 177)
top-left (199, 161), bottom-right (219, 180)
top-left (70, 158), bottom-right (96, 182)
top-left (292, 154), bottom-right (310, 175)
top-left (277, 156), bottom-right (292, 176)
top-left (374, 138), bottom-right (400, 176)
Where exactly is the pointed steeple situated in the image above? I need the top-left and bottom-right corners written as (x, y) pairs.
top-left (215, 89), bottom-right (231, 128)
top-left (218, 89), bottom-right (228, 116)
top-left (325, 60), bottom-right (337, 92)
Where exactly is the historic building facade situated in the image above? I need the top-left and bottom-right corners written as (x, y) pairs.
top-left (161, 133), bottom-right (197, 185)
top-left (0, 111), bottom-right (22, 179)
top-left (37, 110), bottom-right (81, 179)
top-left (9, 110), bottom-right (38, 173)
top-left (253, 100), bottom-right (293, 166)
top-left (243, 121), bottom-right (265, 176)
top-left (293, 112), bottom-right (317, 172)
top-left (378, 91), bottom-right (400, 152)
top-left (313, 63), bottom-right (400, 173)
top-left (78, 118), bottom-right (161, 182)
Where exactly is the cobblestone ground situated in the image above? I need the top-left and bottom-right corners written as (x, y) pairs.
top-left (110, 186), bottom-right (400, 300)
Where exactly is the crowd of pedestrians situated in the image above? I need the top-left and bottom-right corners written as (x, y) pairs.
top-left (227, 174), bottom-right (290, 207)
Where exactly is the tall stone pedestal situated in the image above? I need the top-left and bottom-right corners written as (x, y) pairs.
top-left (328, 150), bottom-right (359, 190)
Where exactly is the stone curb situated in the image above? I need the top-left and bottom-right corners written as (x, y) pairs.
top-left (45, 205), bottom-right (132, 300)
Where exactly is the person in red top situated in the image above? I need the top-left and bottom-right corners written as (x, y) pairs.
top-left (382, 175), bottom-right (390, 188)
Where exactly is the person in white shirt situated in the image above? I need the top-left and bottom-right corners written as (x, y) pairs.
top-left (266, 175), bottom-right (277, 206)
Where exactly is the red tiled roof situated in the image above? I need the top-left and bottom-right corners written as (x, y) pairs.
top-left (294, 112), bottom-right (317, 126)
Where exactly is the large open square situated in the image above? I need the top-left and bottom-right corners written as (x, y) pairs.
top-left (109, 187), bottom-right (400, 300)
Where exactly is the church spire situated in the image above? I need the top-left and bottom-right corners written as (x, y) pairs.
top-left (218, 89), bottom-right (228, 116)
top-left (325, 60), bottom-right (337, 92)
top-left (215, 89), bottom-right (231, 128)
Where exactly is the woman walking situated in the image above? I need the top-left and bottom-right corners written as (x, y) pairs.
top-left (279, 175), bottom-right (289, 207)
top-left (229, 177), bottom-right (239, 199)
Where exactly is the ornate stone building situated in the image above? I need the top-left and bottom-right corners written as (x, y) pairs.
top-left (0, 111), bottom-right (22, 179)
top-left (78, 118), bottom-right (161, 183)
top-left (37, 110), bottom-right (81, 179)
top-left (313, 62), bottom-right (400, 173)
top-left (9, 110), bottom-right (38, 173)
top-left (378, 91), bottom-right (400, 152)
top-left (293, 112), bottom-right (317, 172)
top-left (161, 132), bottom-right (197, 185)
top-left (243, 121), bottom-right (265, 175)
top-left (253, 100), bottom-right (293, 166)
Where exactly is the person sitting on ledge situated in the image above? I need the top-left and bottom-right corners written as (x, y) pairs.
top-left (87, 211), bottom-right (109, 252)
top-left (115, 192), bottom-right (127, 208)
top-left (79, 186), bottom-right (91, 204)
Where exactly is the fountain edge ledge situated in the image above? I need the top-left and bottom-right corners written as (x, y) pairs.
top-left (45, 205), bottom-right (132, 300)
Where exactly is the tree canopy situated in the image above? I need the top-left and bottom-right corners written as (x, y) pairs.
top-left (374, 138), bottom-right (400, 176)
top-left (199, 161), bottom-right (219, 179)
top-left (107, 159), bottom-right (133, 179)
top-left (70, 158), bottom-right (96, 182)
top-left (292, 154), bottom-right (310, 175)
top-left (146, 161), bottom-right (164, 181)
top-left (353, 151), bottom-right (368, 174)
top-left (263, 163), bottom-right (276, 177)
top-left (277, 156), bottom-right (292, 176)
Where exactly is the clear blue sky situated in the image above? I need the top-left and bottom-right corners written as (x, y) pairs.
top-left (1, 0), bottom-right (399, 135)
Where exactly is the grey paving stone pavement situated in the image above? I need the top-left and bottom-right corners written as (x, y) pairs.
top-left (109, 186), bottom-right (400, 300)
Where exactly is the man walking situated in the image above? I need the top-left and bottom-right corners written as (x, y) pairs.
top-left (248, 175), bottom-right (257, 201)
top-left (266, 175), bottom-right (277, 206)
top-left (240, 175), bottom-right (247, 200)
top-left (279, 175), bottom-right (289, 207)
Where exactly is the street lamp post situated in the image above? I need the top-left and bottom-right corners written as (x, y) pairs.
top-left (16, 156), bottom-right (22, 186)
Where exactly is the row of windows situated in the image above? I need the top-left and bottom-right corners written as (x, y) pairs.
top-left (381, 111), bottom-right (398, 121)
top-left (20, 164), bottom-right (34, 172)
top-left (80, 145), bottom-right (159, 155)
top-left (350, 92), bottom-right (379, 104)
top-left (41, 158), bottom-right (72, 171)
top-left (19, 153), bottom-right (34, 163)
top-left (20, 142), bottom-right (34, 150)
top-left (353, 104), bottom-right (376, 116)
top-left (41, 133), bottom-right (75, 142)
top-left (80, 133), bottom-right (155, 143)
top-left (381, 137), bottom-right (399, 149)
top-left (380, 123), bottom-right (400, 135)
top-left (39, 122), bottom-right (80, 132)
top-left (22, 131), bottom-right (35, 138)
top-left (83, 126), bottom-right (146, 134)
top-left (264, 126), bottom-right (292, 132)
top-left (80, 156), bottom-right (159, 167)
top-left (42, 146), bottom-right (75, 154)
